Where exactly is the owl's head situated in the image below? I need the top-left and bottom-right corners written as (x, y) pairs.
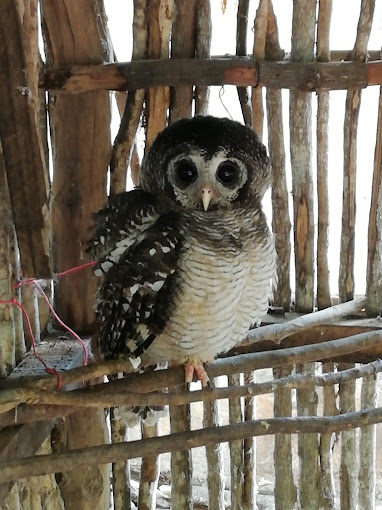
top-left (140, 116), bottom-right (270, 212)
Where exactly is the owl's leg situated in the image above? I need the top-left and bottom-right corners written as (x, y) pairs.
top-left (184, 360), bottom-right (210, 387)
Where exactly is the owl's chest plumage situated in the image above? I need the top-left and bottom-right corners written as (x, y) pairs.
top-left (144, 209), bottom-right (275, 363)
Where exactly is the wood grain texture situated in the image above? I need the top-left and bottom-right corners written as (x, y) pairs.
top-left (0, 0), bottom-right (51, 278)
top-left (41, 0), bottom-right (110, 332)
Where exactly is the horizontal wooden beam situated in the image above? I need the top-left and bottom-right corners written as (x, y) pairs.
top-left (2, 405), bottom-right (382, 483)
top-left (39, 56), bottom-right (382, 94)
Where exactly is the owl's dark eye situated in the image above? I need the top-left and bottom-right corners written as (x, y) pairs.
top-left (175, 160), bottom-right (198, 186)
top-left (216, 163), bottom-right (239, 187)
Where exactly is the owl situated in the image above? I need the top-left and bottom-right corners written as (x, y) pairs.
top-left (92, 115), bottom-right (275, 389)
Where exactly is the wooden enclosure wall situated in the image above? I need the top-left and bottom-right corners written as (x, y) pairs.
top-left (0, 0), bottom-right (382, 509)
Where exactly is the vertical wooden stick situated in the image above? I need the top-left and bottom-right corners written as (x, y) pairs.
top-left (110, 408), bottom-right (131, 510)
top-left (228, 373), bottom-right (244, 510)
top-left (273, 366), bottom-right (297, 510)
top-left (358, 374), bottom-right (376, 509)
top-left (366, 87), bottom-right (382, 316)
top-left (203, 378), bottom-right (225, 510)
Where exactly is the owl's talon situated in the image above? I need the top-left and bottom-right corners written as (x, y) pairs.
top-left (184, 361), bottom-right (210, 387)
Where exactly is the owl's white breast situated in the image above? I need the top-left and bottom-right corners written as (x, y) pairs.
top-left (144, 209), bottom-right (275, 364)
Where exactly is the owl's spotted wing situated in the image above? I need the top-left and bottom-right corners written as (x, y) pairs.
top-left (93, 193), bottom-right (182, 359)
top-left (90, 189), bottom-right (160, 266)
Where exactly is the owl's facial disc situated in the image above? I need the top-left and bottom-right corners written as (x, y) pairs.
top-left (168, 151), bottom-right (247, 211)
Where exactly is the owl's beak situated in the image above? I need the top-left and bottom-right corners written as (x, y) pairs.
top-left (201, 187), bottom-right (215, 211)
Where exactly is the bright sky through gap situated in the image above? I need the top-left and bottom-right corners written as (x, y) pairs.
top-left (104, 0), bottom-right (382, 298)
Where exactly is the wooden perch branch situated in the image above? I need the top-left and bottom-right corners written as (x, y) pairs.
top-left (39, 57), bottom-right (382, 94)
top-left (0, 297), bottom-right (369, 397)
top-left (1, 326), bottom-right (381, 414)
top-left (9, 357), bottom-right (382, 411)
top-left (246, 296), bottom-right (366, 343)
top-left (3, 406), bottom-right (382, 483)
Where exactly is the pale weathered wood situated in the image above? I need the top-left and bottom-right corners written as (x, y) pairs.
top-left (139, 423), bottom-right (160, 510)
top-left (319, 362), bottom-right (337, 509)
top-left (366, 86), bottom-right (382, 315)
top-left (316, 5), bottom-right (336, 506)
top-left (338, 362), bottom-right (358, 510)
top-left (358, 374), bottom-right (376, 509)
top-left (169, 389), bottom-right (193, 510)
top-left (5, 406), bottom-right (382, 484)
top-left (316, 0), bottom-right (332, 310)
top-left (203, 378), bottom-right (224, 510)
top-left (289, 0), bottom-right (315, 313)
top-left (242, 371), bottom-right (256, 509)
top-left (0, 0), bottom-right (51, 278)
top-left (2, 357), bottom-right (382, 413)
top-left (228, 374), bottom-right (243, 510)
top-left (39, 58), bottom-right (382, 93)
top-left (273, 365), bottom-right (297, 510)
top-left (296, 363), bottom-right (323, 508)
top-left (265, 1), bottom-right (291, 310)
top-left (339, 0), bottom-right (376, 303)
top-left (290, 3), bottom-right (320, 507)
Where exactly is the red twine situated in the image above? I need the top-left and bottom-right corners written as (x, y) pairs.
top-left (2, 261), bottom-right (96, 388)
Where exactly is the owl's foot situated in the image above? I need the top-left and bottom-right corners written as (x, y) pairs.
top-left (184, 360), bottom-right (210, 387)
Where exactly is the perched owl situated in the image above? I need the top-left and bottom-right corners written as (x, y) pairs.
top-left (92, 115), bottom-right (275, 390)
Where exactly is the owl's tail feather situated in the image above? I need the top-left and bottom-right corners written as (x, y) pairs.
top-left (117, 405), bottom-right (168, 428)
